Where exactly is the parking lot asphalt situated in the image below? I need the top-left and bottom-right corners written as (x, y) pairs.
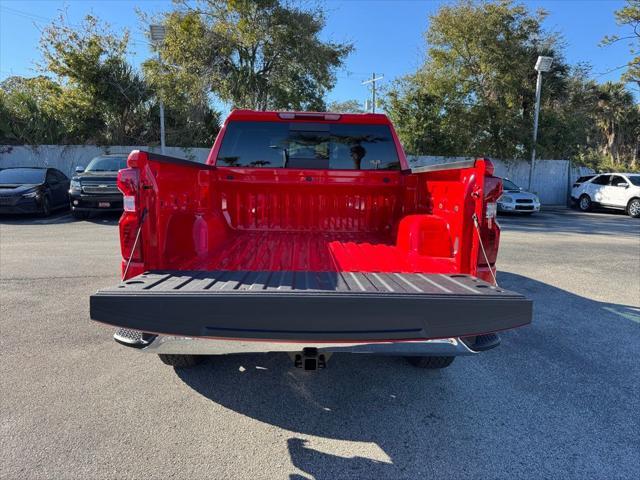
top-left (1, 208), bottom-right (639, 480)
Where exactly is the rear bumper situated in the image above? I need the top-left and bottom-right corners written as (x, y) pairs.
top-left (497, 202), bottom-right (540, 213)
top-left (114, 330), bottom-right (500, 356)
top-left (69, 192), bottom-right (123, 212)
top-left (91, 271), bottom-right (532, 342)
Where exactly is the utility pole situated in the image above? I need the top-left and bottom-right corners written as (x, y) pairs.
top-left (150, 25), bottom-right (167, 154)
top-left (362, 72), bottom-right (384, 113)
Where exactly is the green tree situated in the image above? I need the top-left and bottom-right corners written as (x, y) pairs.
top-left (602, 0), bottom-right (640, 85)
top-left (327, 99), bottom-right (365, 113)
top-left (0, 76), bottom-right (97, 145)
top-left (0, 12), bottom-right (220, 147)
top-left (385, 0), bottom-right (569, 160)
top-left (593, 82), bottom-right (639, 168)
top-left (0, 76), bottom-right (65, 144)
top-left (152, 0), bottom-right (353, 111)
top-left (383, 73), bottom-right (464, 157)
top-left (39, 13), bottom-right (153, 145)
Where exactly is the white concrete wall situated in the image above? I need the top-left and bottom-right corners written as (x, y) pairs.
top-left (408, 156), bottom-right (594, 205)
top-left (0, 145), bottom-right (593, 205)
top-left (0, 145), bottom-right (211, 178)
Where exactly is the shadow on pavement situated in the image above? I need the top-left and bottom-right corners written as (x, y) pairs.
top-left (0, 210), bottom-right (120, 226)
top-left (174, 272), bottom-right (639, 479)
top-left (499, 208), bottom-right (639, 237)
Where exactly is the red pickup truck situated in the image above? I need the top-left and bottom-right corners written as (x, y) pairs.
top-left (91, 110), bottom-right (531, 370)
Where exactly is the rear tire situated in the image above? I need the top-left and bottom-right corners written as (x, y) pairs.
top-left (578, 194), bottom-right (592, 212)
top-left (627, 198), bottom-right (640, 218)
top-left (406, 356), bottom-right (455, 369)
top-left (158, 354), bottom-right (204, 368)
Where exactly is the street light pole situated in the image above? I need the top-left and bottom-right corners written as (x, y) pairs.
top-left (529, 70), bottom-right (543, 191)
top-left (528, 55), bottom-right (553, 191)
top-left (150, 25), bottom-right (167, 155)
top-left (157, 50), bottom-right (166, 155)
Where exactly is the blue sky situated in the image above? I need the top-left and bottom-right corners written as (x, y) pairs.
top-left (0, 0), bottom-right (633, 107)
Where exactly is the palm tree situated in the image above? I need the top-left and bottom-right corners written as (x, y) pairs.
top-left (594, 82), bottom-right (635, 166)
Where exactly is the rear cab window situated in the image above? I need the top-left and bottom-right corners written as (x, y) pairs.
top-left (216, 121), bottom-right (401, 170)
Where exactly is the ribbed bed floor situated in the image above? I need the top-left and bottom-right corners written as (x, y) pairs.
top-left (179, 231), bottom-right (457, 273)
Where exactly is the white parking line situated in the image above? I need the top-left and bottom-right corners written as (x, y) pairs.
top-left (602, 306), bottom-right (640, 324)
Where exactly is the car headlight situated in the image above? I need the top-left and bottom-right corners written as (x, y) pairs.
top-left (22, 190), bottom-right (39, 198)
top-left (498, 195), bottom-right (513, 203)
top-left (533, 196), bottom-right (540, 203)
top-left (70, 179), bottom-right (82, 190)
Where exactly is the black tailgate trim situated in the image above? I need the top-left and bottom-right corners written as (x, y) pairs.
top-left (90, 271), bottom-right (532, 341)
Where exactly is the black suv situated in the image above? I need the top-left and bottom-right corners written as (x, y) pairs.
top-left (69, 154), bottom-right (127, 219)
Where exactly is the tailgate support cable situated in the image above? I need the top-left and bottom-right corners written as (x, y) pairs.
top-left (472, 213), bottom-right (499, 287)
top-left (123, 208), bottom-right (148, 280)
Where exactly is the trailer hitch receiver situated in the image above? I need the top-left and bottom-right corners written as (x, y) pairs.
top-left (293, 348), bottom-right (328, 371)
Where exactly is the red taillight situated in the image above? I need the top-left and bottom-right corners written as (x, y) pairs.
top-left (118, 151), bottom-right (145, 279)
top-left (120, 215), bottom-right (143, 262)
top-left (117, 168), bottom-right (139, 212)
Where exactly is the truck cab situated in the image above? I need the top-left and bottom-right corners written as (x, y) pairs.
top-left (90, 110), bottom-right (532, 371)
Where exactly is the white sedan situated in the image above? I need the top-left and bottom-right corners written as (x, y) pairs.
top-left (497, 178), bottom-right (541, 214)
top-left (571, 173), bottom-right (640, 218)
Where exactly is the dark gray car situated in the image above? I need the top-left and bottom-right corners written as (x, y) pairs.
top-left (0, 167), bottom-right (69, 216)
top-left (69, 154), bottom-right (128, 219)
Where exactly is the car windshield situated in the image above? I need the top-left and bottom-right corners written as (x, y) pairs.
top-left (85, 156), bottom-right (128, 172)
top-left (0, 168), bottom-right (46, 184)
top-left (627, 175), bottom-right (640, 186)
top-left (217, 121), bottom-right (401, 170)
top-left (502, 179), bottom-right (521, 191)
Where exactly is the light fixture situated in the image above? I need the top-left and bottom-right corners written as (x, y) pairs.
top-left (150, 24), bottom-right (166, 43)
top-left (534, 56), bottom-right (553, 72)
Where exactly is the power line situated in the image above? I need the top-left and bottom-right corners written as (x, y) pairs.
top-left (0, 5), bottom-right (52, 23)
top-left (594, 64), bottom-right (629, 78)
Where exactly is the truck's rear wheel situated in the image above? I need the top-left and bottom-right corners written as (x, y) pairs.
top-left (406, 356), bottom-right (455, 369)
top-left (158, 354), bottom-right (203, 368)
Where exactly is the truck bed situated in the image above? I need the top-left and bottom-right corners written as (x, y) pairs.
top-left (91, 271), bottom-right (532, 341)
top-left (177, 231), bottom-right (457, 273)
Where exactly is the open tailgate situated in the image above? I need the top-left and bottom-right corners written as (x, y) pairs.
top-left (90, 271), bottom-right (532, 341)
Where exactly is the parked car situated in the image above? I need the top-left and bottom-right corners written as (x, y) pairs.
top-left (90, 110), bottom-right (532, 372)
top-left (0, 167), bottom-right (69, 216)
top-left (496, 178), bottom-right (541, 214)
top-left (571, 173), bottom-right (640, 218)
top-left (69, 154), bottom-right (128, 219)
top-left (572, 175), bottom-right (596, 188)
